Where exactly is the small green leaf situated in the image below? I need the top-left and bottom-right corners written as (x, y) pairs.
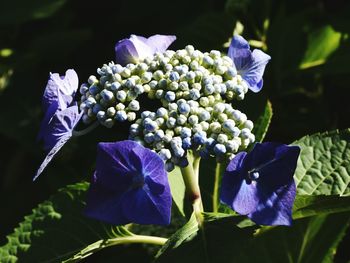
top-left (0, 182), bottom-right (119, 262)
top-left (293, 129), bottom-right (350, 196)
top-left (155, 213), bottom-right (199, 259)
top-left (252, 100), bottom-right (273, 143)
top-left (299, 25), bottom-right (342, 69)
top-left (168, 167), bottom-right (186, 217)
top-left (293, 195), bottom-right (350, 219)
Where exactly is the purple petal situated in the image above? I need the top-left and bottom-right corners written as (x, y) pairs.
top-left (121, 187), bottom-right (171, 225)
top-left (85, 140), bottom-right (172, 225)
top-left (228, 35), bottom-right (270, 93)
top-left (249, 180), bottom-right (296, 226)
top-left (115, 38), bottom-right (142, 65)
top-left (33, 133), bottom-right (72, 181)
top-left (94, 141), bottom-right (141, 190)
top-left (42, 69), bottom-right (78, 112)
top-left (43, 105), bottom-right (82, 151)
top-left (240, 49), bottom-right (270, 93)
top-left (232, 180), bottom-right (260, 215)
top-left (248, 143), bottom-right (300, 189)
top-left (146, 34), bottom-right (176, 53)
top-left (37, 101), bottom-right (59, 142)
top-left (220, 152), bottom-right (248, 208)
top-left (84, 181), bottom-right (129, 225)
top-left (115, 34), bottom-right (176, 66)
top-left (228, 35), bottom-right (251, 70)
top-left (60, 69), bottom-right (79, 96)
top-left (42, 74), bottom-right (59, 113)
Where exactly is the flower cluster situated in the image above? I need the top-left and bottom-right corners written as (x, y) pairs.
top-left (79, 45), bottom-right (251, 127)
top-left (78, 39), bottom-right (260, 169)
top-left (129, 100), bottom-right (254, 171)
top-left (36, 33), bottom-right (301, 228)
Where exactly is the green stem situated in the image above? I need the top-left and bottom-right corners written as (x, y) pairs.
top-left (213, 162), bottom-right (222, 213)
top-left (72, 121), bottom-right (99, 137)
top-left (192, 151), bottom-right (201, 178)
top-left (180, 153), bottom-right (203, 226)
top-left (67, 235), bottom-right (167, 262)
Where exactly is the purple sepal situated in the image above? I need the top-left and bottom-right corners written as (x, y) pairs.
top-left (35, 69), bottom-right (82, 180)
top-left (115, 34), bottom-right (176, 66)
top-left (85, 140), bottom-right (172, 226)
top-left (228, 35), bottom-right (270, 93)
top-left (220, 142), bottom-right (300, 226)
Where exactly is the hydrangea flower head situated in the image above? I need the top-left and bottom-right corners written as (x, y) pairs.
top-left (228, 35), bottom-right (270, 92)
top-left (115, 34), bottom-right (176, 66)
top-left (85, 140), bottom-right (172, 225)
top-left (220, 142), bottom-right (300, 226)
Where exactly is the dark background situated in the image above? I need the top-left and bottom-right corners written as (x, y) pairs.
top-left (0, 0), bottom-right (350, 261)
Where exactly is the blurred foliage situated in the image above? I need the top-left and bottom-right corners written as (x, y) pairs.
top-left (1, 0), bottom-right (350, 262)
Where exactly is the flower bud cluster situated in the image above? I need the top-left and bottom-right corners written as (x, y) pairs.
top-left (129, 100), bottom-right (254, 171)
top-left (79, 45), bottom-right (255, 167)
top-left (79, 45), bottom-right (248, 127)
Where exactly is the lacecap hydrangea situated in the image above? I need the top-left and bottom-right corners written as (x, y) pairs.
top-left (78, 35), bottom-right (267, 171)
top-left (36, 33), bottom-right (300, 227)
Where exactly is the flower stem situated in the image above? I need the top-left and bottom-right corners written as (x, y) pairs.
top-left (68, 235), bottom-right (167, 262)
top-left (180, 152), bottom-right (203, 226)
top-left (212, 162), bottom-right (222, 213)
top-left (72, 121), bottom-right (99, 137)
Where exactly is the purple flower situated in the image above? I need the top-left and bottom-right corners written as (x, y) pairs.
top-left (115, 34), bottom-right (176, 65)
top-left (220, 142), bottom-right (300, 226)
top-left (85, 140), bottom-right (172, 225)
top-left (34, 70), bottom-right (82, 181)
top-left (228, 35), bottom-right (271, 93)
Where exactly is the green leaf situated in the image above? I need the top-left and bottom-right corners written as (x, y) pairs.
top-left (0, 182), bottom-right (122, 262)
top-left (155, 213), bottom-right (199, 259)
top-left (156, 212), bottom-right (349, 263)
top-left (293, 129), bottom-right (350, 196)
top-left (293, 195), bottom-right (350, 219)
top-left (155, 213), bottom-right (256, 263)
top-left (252, 100), bottom-right (273, 143)
top-left (0, 0), bottom-right (67, 25)
top-left (168, 167), bottom-right (186, 217)
top-left (251, 213), bottom-right (350, 263)
top-left (299, 25), bottom-right (342, 69)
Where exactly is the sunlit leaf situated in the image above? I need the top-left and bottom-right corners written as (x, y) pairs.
top-left (293, 129), bottom-right (350, 196)
top-left (299, 25), bottom-right (342, 69)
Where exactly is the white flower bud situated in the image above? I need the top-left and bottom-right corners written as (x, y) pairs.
top-left (168, 103), bottom-right (178, 111)
top-left (177, 115), bottom-right (187, 125)
top-left (128, 100), bottom-right (140, 111)
top-left (96, 111), bottom-right (106, 121)
top-left (88, 75), bottom-right (98, 85)
top-left (106, 107), bottom-right (116, 117)
top-left (111, 82), bottom-right (122, 91)
top-left (116, 90), bottom-right (127, 102)
top-left (116, 102), bottom-right (125, 111)
top-left (127, 112), bottom-right (136, 122)
top-left (210, 122), bottom-right (221, 133)
top-left (188, 115), bottom-right (199, 125)
top-left (217, 133), bottom-right (228, 144)
top-left (121, 68), bottom-right (131, 78)
top-left (115, 110), bottom-right (127, 122)
top-left (159, 149), bottom-right (172, 160)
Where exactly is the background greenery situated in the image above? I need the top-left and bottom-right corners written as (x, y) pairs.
top-left (0, 0), bottom-right (349, 261)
